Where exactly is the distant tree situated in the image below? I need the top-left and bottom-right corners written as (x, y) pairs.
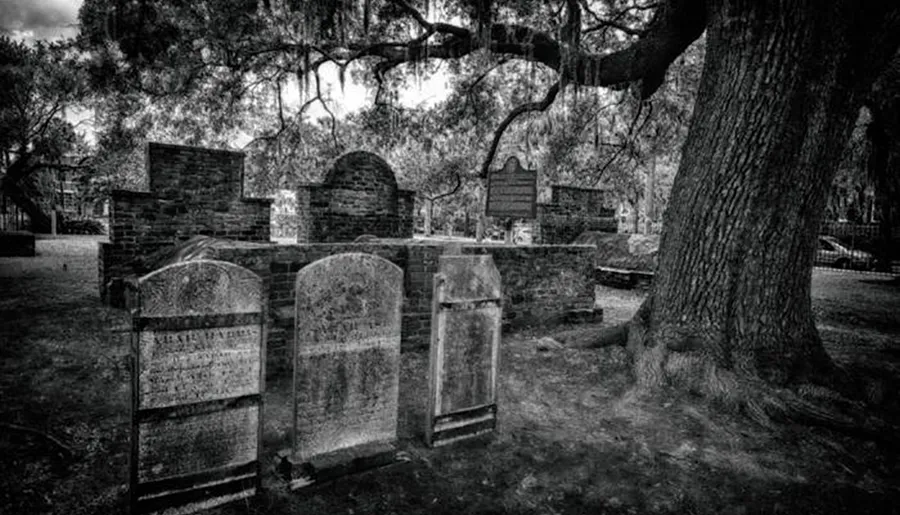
top-left (0, 36), bottom-right (88, 232)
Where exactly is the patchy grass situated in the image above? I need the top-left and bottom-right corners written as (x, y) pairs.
top-left (1, 236), bottom-right (898, 515)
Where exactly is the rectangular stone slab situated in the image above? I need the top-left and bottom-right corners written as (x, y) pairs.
top-left (130, 260), bottom-right (265, 515)
top-left (292, 253), bottom-right (403, 474)
top-left (426, 254), bottom-right (502, 447)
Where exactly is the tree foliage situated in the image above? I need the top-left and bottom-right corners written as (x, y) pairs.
top-left (0, 36), bottom-right (91, 231)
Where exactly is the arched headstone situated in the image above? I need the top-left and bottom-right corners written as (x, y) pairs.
top-left (129, 260), bottom-right (265, 515)
top-left (283, 253), bottom-right (406, 488)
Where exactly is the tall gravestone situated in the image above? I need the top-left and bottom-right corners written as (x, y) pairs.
top-left (426, 254), bottom-right (502, 447)
top-left (129, 260), bottom-right (265, 515)
top-left (282, 253), bottom-right (406, 489)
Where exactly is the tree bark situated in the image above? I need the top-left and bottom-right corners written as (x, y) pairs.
top-left (630, 1), bottom-right (900, 404)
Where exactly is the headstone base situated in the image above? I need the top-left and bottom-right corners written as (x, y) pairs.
top-left (278, 442), bottom-right (410, 490)
top-left (427, 404), bottom-right (497, 448)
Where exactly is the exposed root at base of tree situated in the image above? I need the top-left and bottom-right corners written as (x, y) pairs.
top-left (554, 324), bottom-right (629, 349)
top-left (561, 319), bottom-right (900, 449)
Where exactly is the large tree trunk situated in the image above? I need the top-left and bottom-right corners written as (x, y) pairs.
top-left (629, 2), bottom-right (900, 406)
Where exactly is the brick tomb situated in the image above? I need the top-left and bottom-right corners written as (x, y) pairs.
top-left (99, 143), bottom-right (273, 304)
top-left (296, 151), bottom-right (415, 243)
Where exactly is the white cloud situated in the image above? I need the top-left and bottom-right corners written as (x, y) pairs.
top-left (0, 0), bottom-right (82, 42)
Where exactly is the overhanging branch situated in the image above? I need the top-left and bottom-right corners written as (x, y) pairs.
top-left (480, 81), bottom-right (561, 179)
top-left (428, 170), bottom-right (463, 202)
top-left (332, 0), bottom-right (704, 99)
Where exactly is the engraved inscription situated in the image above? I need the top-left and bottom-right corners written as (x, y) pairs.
top-left (138, 405), bottom-right (259, 482)
top-left (439, 307), bottom-right (499, 412)
top-left (130, 260), bottom-right (264, 515)
top-left (139, 325), bottom-right (261, 409)
top-left (428, 254), bottom-right (502, 444)
top-left (293, 253), bottom-right (403, 461)
top-left (296, 316), bottom-right (395, 355)
top-left (295, 343), bottom-right (399, 457)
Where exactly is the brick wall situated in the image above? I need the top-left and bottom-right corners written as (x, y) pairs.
top-left (461, 244), bottom-right (597, 326)
top-left (146, 143), bottom-right (244, 202)
top-left (206, 241), bottom-right (596, 376)
top-left (99, 143), bottom-right (273, 303)
top-left (534, 185), bottom-right (618, 244)
top-left (296, 151), bottom-right (415, 243)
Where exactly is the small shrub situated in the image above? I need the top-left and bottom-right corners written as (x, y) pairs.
top-left (62, 218), bottom-right (106, 235)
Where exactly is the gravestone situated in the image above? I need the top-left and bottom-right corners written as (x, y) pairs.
top-left (425, 254), bottom-right (502, 447)
top-left (282, 253), bottom-right (406, 489)
top-left (129, 260), bottom-right (265, 515)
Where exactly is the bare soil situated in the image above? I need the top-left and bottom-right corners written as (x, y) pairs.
top-left (1, 236), bottom-right (898, 515)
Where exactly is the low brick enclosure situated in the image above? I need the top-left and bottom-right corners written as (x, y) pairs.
top-left (0, 231), bottom-right (36, 257)
top-left (533, 185), bottom-right (617, 244)
top-left (115, 239), bottom-right (598, 376)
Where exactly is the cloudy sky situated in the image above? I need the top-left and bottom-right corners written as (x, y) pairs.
top-left (0, 0), bottom-right (82, 42)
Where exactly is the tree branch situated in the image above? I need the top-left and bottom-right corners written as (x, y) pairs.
top-left (313, 72), bottom-right (340, 148)
top-left (584, 20), bottom-right (645, 37)
top-left (428, 169), bottom-right (463, 202)
top-left (334, 0), bottom-right (704, 99)
top-left (389, 0), bottom-right (470, 38)
top-left (581, 0), bottom-right (649, 37)
top-left (480, 81), bottom-right (561, 179)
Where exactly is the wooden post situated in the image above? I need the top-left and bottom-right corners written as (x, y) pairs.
top-left (644, 157), bottom-right (656, 234)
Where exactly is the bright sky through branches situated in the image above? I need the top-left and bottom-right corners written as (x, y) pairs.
top-left (1, 0), bottom-right (451, 145)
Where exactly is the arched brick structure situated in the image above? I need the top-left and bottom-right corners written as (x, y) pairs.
top-left (296, 151), bottom-right (415, 242)
top-left (323, 151), bottom-right (399, 216)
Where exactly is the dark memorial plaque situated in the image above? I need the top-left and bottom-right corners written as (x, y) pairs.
top-left (130, 260), bottom-right (265, 515)
top-left (284, 253), bottom-right (406, 489)
top-left (485, 156), bottom-right (537, 219)
top-left (426, 254), bottom-right (502, 447)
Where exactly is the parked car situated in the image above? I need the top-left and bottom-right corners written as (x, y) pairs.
top-left (815, 235), bottom-right (875, 270)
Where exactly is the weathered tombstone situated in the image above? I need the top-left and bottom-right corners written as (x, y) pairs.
top-left (282, 253), bottom-right (406, 489)
top-left (425, 254), bottom-right (502, 447)
top-left (129, 260), bottom-right (265, 515)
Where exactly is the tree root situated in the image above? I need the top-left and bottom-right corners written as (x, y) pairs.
top-left (573, 304), bottom-right (900, 447)
top-left (745, 383), bottom-right (899, 448)
top-left (0, 422), bottom-right (75, 460)
top-left (555, 323), bottom-right (629, 348)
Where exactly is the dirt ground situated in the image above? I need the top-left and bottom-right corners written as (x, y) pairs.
top-left (1, 236), bottom-right (898, 515)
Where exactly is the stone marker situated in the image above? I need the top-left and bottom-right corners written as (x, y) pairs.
top-left (281, 252), bottom-right (406, 489)
top-left (129, 260), bottom-right (265, 515)
top-left (426, 254), bottom-right (502, 447)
